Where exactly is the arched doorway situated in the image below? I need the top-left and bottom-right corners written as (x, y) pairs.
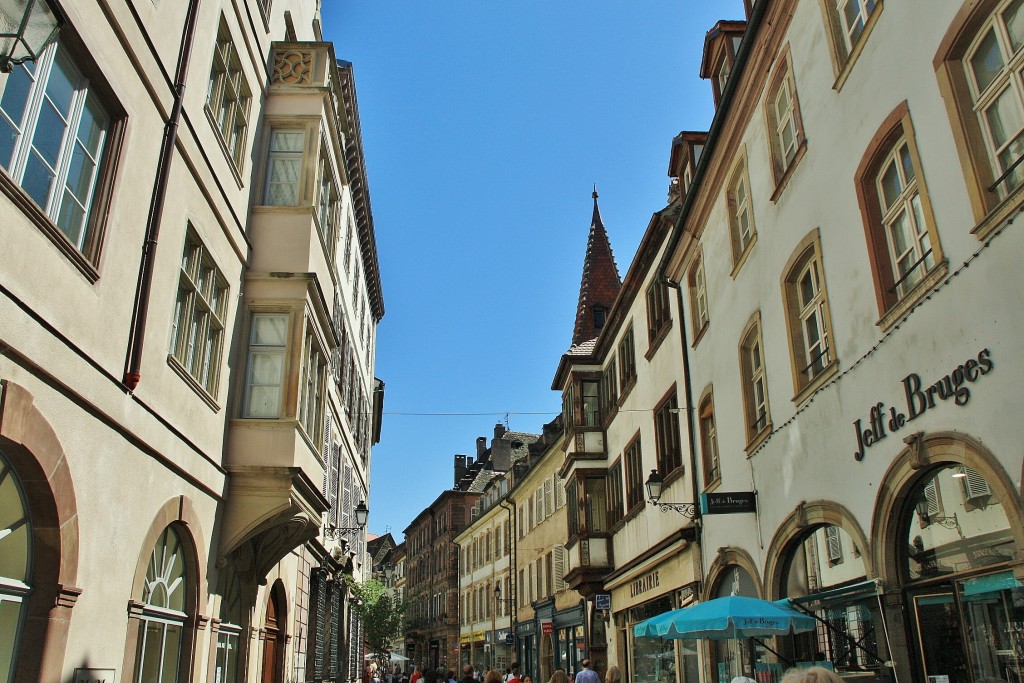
top-left (261, 581), bottom-right (287, 683)
top-left (898, 464), bottom-right (1022, 682)
top-left (706, 564), bottom-right (765, 679)
top-left (0, 448), bottom-right (31, 683)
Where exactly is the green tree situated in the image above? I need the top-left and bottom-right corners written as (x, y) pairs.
top-left (349, 578), bottom-right (405, 669)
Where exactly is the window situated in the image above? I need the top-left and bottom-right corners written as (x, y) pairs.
top-left (717, 58), bottom-right (732, 98)
top-left (299, 326), bottom-right (327, 441)
top-left (169, 228), bottom-right (228, 395)
top-left (766, 54), bottom-right (805, 183)
top-left (600, 359), bottom-right (618, 415)
top-left (739, 318), bottom-right (771, 443)
top-left (215, 568), bottom-right (243, 683)
top-left (207, 19), bottom-right (251, 168)
top-left (133, 526), bottom-right (190, 683)
top-left (783, 236), bottom-right (837, 395)
top-left (727, 160), bottom-right (756, 265)
top-left (0, 41), bottom-right (114, 259)
top-left (624, 437), bottom-right (644, 511)
top-left (855, 104), bottom-right (943, 319)
top-left (820, 0), bottom-right (881, 82)
top-left (646, 281), bottom-right (672, 343)
top-left (0, 450), bottom-right (30, 683)
top-left (824, 525), bottom-right (844, 566)
top-left (607, 460), bottom-right (623, 527)
top-left (243, 313), bottom-right (289, 418)
top-left (698, 390), bottom-right (720, 485)
top-left (264, 129), bottom-right (305, 205)
top-left (654, 392), bottom-right (683, 476)
top-left (617, 326), bottom-right (637, 388)
top-left (316, 150), bottom-right (340, 261)
top-left (581, 379), bottom-right (600, 427)
top-left (688, 253), bottom-right (709, 336)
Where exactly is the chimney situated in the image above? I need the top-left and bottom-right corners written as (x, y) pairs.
top-left (476, 437), bottom-right (487, 458)
top-left (492, 438), bottom-right (512, 473)
top-left (454, 454), bottom-right (467, 487)
top-left (494, 423), bottom-right (506, 439)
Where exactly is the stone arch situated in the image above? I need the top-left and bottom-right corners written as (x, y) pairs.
top-left (702, 545), bottom-right (763, 600)
top-left (871, 430), bottom-right (1024, 587)
top-left (121, 496), bottom-right (207, 682)
top-left (763, 500), bottom-right (873, 601)
top-left (0, 380), bottom-right (80, 682)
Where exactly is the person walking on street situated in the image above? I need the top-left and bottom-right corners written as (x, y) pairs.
top-left (574, 660), bottom-right (600, 683)
top-left (411, 666), bottom-right (422, 683)
top-left (461, 665), bottom-right (476, 683)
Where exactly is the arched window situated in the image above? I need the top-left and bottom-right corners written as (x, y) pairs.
top-left (900, 464), bottom-right (1022, 679)
top-left (782, 233), bottom-right (838, 398)
top-left (133, 526), bottom-right (190, 682)
top-left (0, 450), bottom-right (31, 683)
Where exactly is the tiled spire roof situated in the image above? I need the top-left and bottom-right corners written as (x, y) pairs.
top-left (571, 187), bottom-right (622, 347)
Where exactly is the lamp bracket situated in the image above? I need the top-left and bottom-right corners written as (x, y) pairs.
top-left (650, 501), bottom-right (697, 518)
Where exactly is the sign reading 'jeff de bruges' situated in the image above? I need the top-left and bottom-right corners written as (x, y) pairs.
top-left (853, 348), bottom-right (993, 461)
top-left (700, 491), bottom-right (757, 515)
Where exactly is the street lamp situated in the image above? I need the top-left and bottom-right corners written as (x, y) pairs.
top-left (0, 0), bottom-right (65, 72)
top-left (645, 469), bottom-right (696, 518)
top-left (324, 500), bottom-right (369, 540)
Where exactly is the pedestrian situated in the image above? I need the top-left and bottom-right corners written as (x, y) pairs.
top-left (521, 675), bottom-right (533, 683)
top-left (411, 666), bottom-right (422, 683)
top-left (507, 663), bottom-right (521, 683)
top-left (574, 660), bottom-right (600, 683)
top-left (447, 670), bottom-right (457, 683)
top-left (504, 669), bottom-right (513, 683)
top-left (549, 670), bottom-right (570, 683)
top-left (780, 669), bottom-right (843, 683)
top-left (604, 666), bottom-right (620, 683)
top-left (485, 670), bottom-right (504, 683)
top-left (461, 665), bottom-right (476, 683)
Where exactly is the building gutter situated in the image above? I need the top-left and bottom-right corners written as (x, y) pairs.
top-left (123, 0), bottom-right (203, 389)
top-left (657, 0), bottom-right (769, 287)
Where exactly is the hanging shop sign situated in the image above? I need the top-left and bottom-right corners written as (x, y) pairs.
top-left (541, 620), bottom-right (554, 635)
top-left (595, 593), bottom-right (611, 611)
top-left (700, 491), bottom-right (757, 515)
top-left (852, 348), bottom-right (993, 461)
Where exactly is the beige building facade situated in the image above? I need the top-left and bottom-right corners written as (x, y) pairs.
top-left (0, 1), bottom-right (383, 682)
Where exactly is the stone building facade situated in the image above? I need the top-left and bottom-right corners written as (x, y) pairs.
top-left (0, 1), bottom-right (383, 681)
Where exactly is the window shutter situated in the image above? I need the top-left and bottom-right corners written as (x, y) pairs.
top-left (537, 559), bottom-right (546, 598)
top-left (824, 526), bottom-right (843, 565)
top-left (329, 585), bottom-right (341, 677)
top-left (554, 545), bottom-right (567, 592)
top-left (544, 478), bottom-right (554, 519)
top-left (555, 476), bottom-right (565, 508)
top-left (322, 414), bottom-right (332, 498)
top-left (923, 479), bottom-right (939, 517)
top-left (963, 467), bottom-right (991, 500)
top-left (329, 443), bottom-right (341, 526)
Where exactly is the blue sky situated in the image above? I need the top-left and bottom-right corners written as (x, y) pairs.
top-left (322, 2), bottom-right (744, 539)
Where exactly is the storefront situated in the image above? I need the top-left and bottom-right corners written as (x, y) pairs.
top-left (705, 564), bottom-right (769, 682)
top-left (608, 542), bottom-right (699, 683)
top-left (462, 631), bottom-right (486, 672)
top-left (516, 620), bottom-right (536, 680)
top-left (553, 604), bottom-right (586, 675)
top-left (897, 463), bottom-right (1023, 683)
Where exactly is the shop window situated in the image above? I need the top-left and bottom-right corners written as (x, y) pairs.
top-left (739, 316), bottom-right (771, 445)
top-left (207, 18), bottom-right (251, 170)
top-left (0, 39), bottom-right (120, 270)
top-left (0, 450), bottom-right (30, 683)
top-left (782, 234), bottom-right (837, 397)
top-left (131, 526), bottom-right (192, 682)
top-left (902, 464), bottom-right (1021, 679)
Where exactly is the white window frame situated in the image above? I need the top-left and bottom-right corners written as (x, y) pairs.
top-left (795, 256), bottom-right (831, 380)
top-left (876, 138), bottom-right (934, 297)
top-left (299, 325), bottom-right (327, 441)
top-left (836, 0), bottom-right (878, 52)
top-left (690, 254), bottom-right (709, 333)
top-left (699, 396), bottom-right (720, 485)
top-left (729, 163), bottom-right (755, 260)
top-left (264, 128), bottom-right (305, 206)
top-left (772, 71), bottom-right (799, 169)
top-left (207, 19), bottom-right (251, 169)
top-left (243, 312), bottom-right (289, 418)
top-left (169, 228), bottom-right (228, 394)
top-left (0, 42), bottom-right (109, 251)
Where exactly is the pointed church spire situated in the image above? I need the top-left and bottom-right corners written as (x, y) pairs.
top-left (571, 186), bottom-right (622, 347)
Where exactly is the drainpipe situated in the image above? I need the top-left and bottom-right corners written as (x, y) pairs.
top-left (498, 499), bottom-right (517, 666)
top-left (123, 0), bottom-right (203, 389)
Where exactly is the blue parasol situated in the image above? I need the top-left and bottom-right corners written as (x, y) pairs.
top-left (633, 595), bottom-right (815, 640)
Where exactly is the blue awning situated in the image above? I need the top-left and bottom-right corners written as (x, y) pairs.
top-left (962, 571), bottom-right (1022, 597)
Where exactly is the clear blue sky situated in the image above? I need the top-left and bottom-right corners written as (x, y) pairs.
top-left (322, 2), bottom-right (744, 539)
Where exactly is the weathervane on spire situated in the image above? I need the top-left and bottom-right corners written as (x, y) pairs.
top-left (593, 183), bottom-right (598, 200)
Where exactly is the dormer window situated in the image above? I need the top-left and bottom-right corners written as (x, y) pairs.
top-left (700, 21), bottom-right (747, 106)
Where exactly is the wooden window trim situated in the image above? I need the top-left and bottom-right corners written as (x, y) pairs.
top-left (853, 102), bottom-right (945, 327)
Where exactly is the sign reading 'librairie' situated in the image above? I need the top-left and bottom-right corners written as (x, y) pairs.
top-left (700, 491), bottom-right (757, 515)
top-left (852, 348), bottom-right (993, 461)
